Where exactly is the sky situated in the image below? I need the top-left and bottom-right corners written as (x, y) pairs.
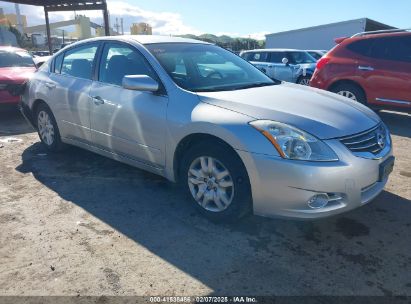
top-left (0, 0), bottom-right (410, 40)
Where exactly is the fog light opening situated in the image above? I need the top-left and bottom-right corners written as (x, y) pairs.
top-left (307, 194), bottom-right (329, 209)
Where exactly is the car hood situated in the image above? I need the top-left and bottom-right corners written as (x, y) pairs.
top-left (196, 82), bottom-right (381, 139)
top-left (0, 67), bottom-right (36, 84)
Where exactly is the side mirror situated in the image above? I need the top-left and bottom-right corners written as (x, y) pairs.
top-left (122, 75), bottom-right (159, 92)
top-left (282, 57), bottom-right (289, 65)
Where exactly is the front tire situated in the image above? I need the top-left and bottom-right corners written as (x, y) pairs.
top-left (180, 141), bottom-right (252, 222)
top-left (36, 103), bottom-right (64, 152)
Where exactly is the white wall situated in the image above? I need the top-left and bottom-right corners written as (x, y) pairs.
top-left (266, 19), bottom-right (367, 50)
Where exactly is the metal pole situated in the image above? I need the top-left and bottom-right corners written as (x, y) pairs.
top-left (44, 8), bottom-right (52, 54)
top-left (14, 3), bottom-right (23, 33)
top-left (102, 1), bottom-right (110, 36)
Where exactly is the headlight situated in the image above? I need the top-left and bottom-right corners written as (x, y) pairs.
top-left (250, 120), bottom-right (338, 161)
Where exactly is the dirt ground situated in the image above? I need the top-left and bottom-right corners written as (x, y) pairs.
top-left (0, 107), bottom-right (410, 296)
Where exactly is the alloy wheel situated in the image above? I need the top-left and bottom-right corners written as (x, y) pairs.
top-left (337, 90), bottom-right (357, 101)
top-left (188, 156), bottom-right (234, 212)
top-left (37, 110), bottom-right (55, 146)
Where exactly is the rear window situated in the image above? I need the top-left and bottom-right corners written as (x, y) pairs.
top-left (53, 53), bottom-right (64, 73)
top-left (0, 49), bottom-right (35, 68)
top-left (60, 44), bottom-right (98, 79)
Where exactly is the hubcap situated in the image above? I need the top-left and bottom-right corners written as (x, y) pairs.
top-left (37, 111), bottom-right (55, 146)
top-left (337, 90), bottom-right (357, 101)
top-left (188, 156), bottom-right (234, 212)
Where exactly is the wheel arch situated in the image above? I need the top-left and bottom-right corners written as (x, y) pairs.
top-left (28, 99), bottom-right (49, 127)
top-left (172, 133), bottom-right (247, 183)
top-left (32, 99), bottom-right (49, 115)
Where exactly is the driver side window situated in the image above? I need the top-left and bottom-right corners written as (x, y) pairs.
top-left (99, 43), bottom-right (157, 86)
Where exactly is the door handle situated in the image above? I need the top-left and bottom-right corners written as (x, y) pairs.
top-left (92, 96), bottom-right (105, 105)
top-left (45, 82), bottom-right (56, 89)
top-left (358, 66), bottom-right (374, 71)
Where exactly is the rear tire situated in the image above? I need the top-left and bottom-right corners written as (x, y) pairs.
top-left (297, 75), bottom-right (311, 86)
top-left (331, 83), bottom-right (367, 104)
top-left (179, 141), bottom-right (252, 222)
top-left (35, 103), bottom-right (65, 152)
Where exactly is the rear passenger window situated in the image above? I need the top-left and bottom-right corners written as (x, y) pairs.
top-left (53, 53), bottom-right (63, 73)
top-left (61, 44), bottom-right (98, 79)
top-left (346, 39), bottom-right (373, 56)
top-left (268, 52), bottom-right (285, 63)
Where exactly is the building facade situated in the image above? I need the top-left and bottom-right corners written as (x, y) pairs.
top-left (130, 22), bottom-right (152, 35)
top-left (265, 18), bottom-right (396, 50)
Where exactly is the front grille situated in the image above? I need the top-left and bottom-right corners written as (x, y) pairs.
top-left (340, 124), bottom-right (387, 155)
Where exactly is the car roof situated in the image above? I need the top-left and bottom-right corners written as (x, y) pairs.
top-left (127, 35), bottom-right (210, 45)
top-left (243, 48), bottom-right (306, 52)
top-left (55, 35), bottom-right (211, 55)
top-left (68, 35), bottom-right (210, 46)
top-left (351, 31), bottom-right (411, 41)
top-left (0, 46), bottom-right (27, 52)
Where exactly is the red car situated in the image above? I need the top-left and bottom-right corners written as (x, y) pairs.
top-left (0, 46), bottom-right (36, 105)
top-left (310, 30), bottom-right (411, 112)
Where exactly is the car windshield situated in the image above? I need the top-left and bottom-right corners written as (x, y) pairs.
top-left (0, 49), bottom-right (35, 68)
top-left (146, 43), bottom-right (277, 92)
top-left (287, 51), bottom-right (316, 64)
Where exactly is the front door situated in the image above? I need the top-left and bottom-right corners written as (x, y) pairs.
top-left (89, 42), bottom-right (168, 167)
top-left (268, 51), bottom-right (294, 82)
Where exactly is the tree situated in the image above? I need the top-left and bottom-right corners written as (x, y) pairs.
top-left (8, 24), bottom-right (31, 48)
top-left (178, 33), bottom-right (265, 52)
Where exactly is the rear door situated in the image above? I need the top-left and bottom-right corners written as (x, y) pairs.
top-left (47, 42), bottom-right (100, 143)
top-left (364, 35), bottom-right (411, 108)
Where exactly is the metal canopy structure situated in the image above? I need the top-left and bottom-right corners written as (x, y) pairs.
top-left (1, 0), bottom-right (110, 53)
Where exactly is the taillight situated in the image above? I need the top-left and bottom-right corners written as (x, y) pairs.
top-left (316, 57), bottom-right (330, 70)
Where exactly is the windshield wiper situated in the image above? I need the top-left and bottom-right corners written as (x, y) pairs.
top-left (195, 87), bottom-right (234, 92)
top-left (233, 82), bottom-right (277, 90)
top-left (194, 82), bottom-right (278, 92)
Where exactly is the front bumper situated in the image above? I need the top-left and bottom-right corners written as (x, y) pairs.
top-left (0, 90), bottom-right (20, 104)
top-left (238, 139), bottom-right (393, 219)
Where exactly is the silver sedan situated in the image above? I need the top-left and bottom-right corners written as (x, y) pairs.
top-left (20, 35), bottom-right (394, 221)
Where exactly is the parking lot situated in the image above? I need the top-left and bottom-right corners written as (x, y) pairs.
top-left (0, 107), bottom-right (410, 296)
